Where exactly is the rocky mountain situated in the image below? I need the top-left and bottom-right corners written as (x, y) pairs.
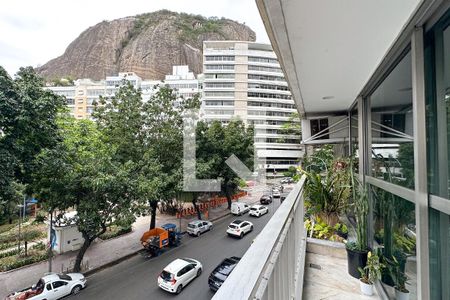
top-left (37, 10), bottom-right (256, 81)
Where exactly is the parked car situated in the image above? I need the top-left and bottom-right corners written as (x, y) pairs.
top-left (231, 202), bottom-right (250, 216)
top-left (208, 257), bottom-right (241, 292)
top-left (281, 177), bottom-right (294, 184)
top-left (249, 205), bottom-right (269, 217)
top-left (187, 220), bottom-right (213, 237)
top-left (280, 193), bottom-right (289, 202)
top-left (260, 194), bottom-right (273, 204)
top-left (6, 273), bottom-right (86, 300)
top-left (281, 178), bottom-right (289, 184)
top-left (273, 185), bottom-right (284, 192)
top-left (158, 258), bottom-right (203, 294)
top-left (226, 220), bottom-right (253, 238)
top-left (272, 189), bottom-right (281, 198)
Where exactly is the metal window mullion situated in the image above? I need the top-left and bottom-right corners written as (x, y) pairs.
top-left (412, 26), bottom-right (430, 300)
top-left (348, 110), bottom-right (352, 156)
top-left (366, 177), bottom-right (415, 203)
top-left (364, 96), bottom-right (375, 249)
top-left (433, 24), bottom-right (449, 197)
top-left (357, 97), bottom-right (365, 178)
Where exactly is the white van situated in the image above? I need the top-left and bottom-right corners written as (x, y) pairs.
top-left (231, 202), bottom-right (250, 216)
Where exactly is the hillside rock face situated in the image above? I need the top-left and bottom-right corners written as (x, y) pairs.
top-left (37, 10), bottom-right (256, 81)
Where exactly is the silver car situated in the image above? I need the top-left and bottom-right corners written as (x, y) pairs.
top-left (187, 220), bottom-right (213, 237)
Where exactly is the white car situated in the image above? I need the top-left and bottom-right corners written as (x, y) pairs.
top-left (6, 273), bottom-right (86, 300)
top-left (187, 220), bottom-right (213, 237)
top-left (226, 220), bottom-right (253, 238)
top-left (272, 189), bottom-right (281, 198)
top-left (158, 258), bottom-right (203, 294)
top-left (231, 202), bottom-right (250, 216)
top-left (249, 205), bottom-right (269, 217)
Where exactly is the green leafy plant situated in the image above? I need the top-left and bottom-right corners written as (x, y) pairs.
top-left (388, 256), bottom-right (409, 293)
top-left (359, 251), bottom-right (384, 284)
top-left (301, 165), bottom-right (350, 226)
top-left (304, 218), bottom-right (347, 241)
top-left (32, 212), bottom-right (47, 224)
top-left (348, 159), bottom-right (369, 252)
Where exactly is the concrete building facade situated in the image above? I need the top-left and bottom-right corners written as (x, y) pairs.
top-left (201, 41), bottom-right (303, 175)
top-left (48, 67), bottom-right (201, 119)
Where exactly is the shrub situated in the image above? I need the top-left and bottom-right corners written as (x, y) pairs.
top-left (32, 241), bottom-right (46, 251)
top-left (0, 248), bottom-right (21, 259)
top-left (0, 241), bottom-right (16, 251)
top-left (0, 228), bottom-right (45, 244)
top-left (0, 250), bottom-right (49, 271)
top-left (99, 226), bottom-right (132, 240)
top-left (0, 223), bottom-right (16, 235)
top-left (33, 213), bottom-right (46, 224)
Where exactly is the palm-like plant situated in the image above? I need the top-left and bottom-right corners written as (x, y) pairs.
top-left (301, 161), bottom-right (350, 226)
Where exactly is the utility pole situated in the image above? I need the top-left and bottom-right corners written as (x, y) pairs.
top-left (17, 204), bottom-right (24, 254)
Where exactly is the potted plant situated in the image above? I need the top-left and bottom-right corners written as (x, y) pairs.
top-left (390, 257), bottom-right (410, 300)
top-left (346, 160), bottom-right (370, 278)
top-left (358, 251), bottom-right (383, 296)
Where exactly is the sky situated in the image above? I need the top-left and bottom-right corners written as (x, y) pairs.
top-left (0, 0), bottom-right (269, 77)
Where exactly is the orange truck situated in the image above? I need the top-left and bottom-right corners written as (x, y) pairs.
top-left (140, 223), bottom-right (181, 257)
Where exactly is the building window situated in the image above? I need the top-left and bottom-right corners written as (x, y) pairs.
top-left (370, 51), bottom-right (413, 189)
top-left (204, 91), bottom-right (234, 97)
top-left (425, 11), bottom-right (450, 299)
top-left (248, 83), bottom-right (289, 91)
top-left (248, 65), bottom-right (283, 73)
top-left (248, 56), bottom-right (278, 64)
top-left (205, 55), bottom-right (235, 61)
top-left (310, 118), bottom-right (329, 139)
top-left (248, 74), bottom-right (285, 82)
top-left (380, 114), bottom-right (406, 138)
top-left (205, 65), bottom-right (234, 70)
top-left (204, 82), bottom-right (235, 88)
top-left (204, 73), bottom-right (235, 79)
top-left (247, 92), bottom-right (291, 100)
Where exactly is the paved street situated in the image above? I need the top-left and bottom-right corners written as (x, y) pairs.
top-left (71, 198), bottom-right (283, 300)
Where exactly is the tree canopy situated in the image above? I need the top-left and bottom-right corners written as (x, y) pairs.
top-left (196, 120), bottom-right (254, 208)
top-left (0, 66), bottom-right (65, 223)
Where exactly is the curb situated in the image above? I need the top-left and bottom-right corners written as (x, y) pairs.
top-left (83, 250), bottom-right (141, 277)
top-left (1, 195), bottom-right (265, 279)
top-left (0, 256), bottom-right (49, 274)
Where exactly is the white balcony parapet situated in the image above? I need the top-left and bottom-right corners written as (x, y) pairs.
top-left (212, 175), bottom-right (307, 300)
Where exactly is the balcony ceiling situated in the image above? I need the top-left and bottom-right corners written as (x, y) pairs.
top-left (256, 0), bottom-right (421, 116)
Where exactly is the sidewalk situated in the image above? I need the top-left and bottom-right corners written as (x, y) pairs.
top-left (0, 189), bottom-right (264, 298)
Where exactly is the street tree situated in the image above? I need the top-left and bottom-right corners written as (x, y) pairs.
top-left (94, 82), bottom-right (200, 229)
top-left (33, 117), bottom-right (139, 272)
top-left (0, 66), bottom-right (65, 223)
top-left (196, 120), bottom-right (254, 209)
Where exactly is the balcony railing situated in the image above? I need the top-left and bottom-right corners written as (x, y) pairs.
top-left (212, 175), bottom-right (307, 300)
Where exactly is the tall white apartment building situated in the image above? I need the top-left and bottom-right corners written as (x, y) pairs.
top-left (201, 41), bottom-right (303, 175)
top-left (48, 67), bottom-right (201, 119)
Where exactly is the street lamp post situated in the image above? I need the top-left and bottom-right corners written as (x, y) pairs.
top-left (48, 210), bottom-right (53, 273)
top-left (17, 204), bottom-right (24, 254)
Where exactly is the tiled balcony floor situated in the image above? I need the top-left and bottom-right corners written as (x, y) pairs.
top-left (303, 252), bottom-right (380, 300)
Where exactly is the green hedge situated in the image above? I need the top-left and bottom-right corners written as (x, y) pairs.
top-left (0, 229), bottom-right (45, 244)
top-left (0, 251), bottom-right (49, 272)
top-left (0, 223), bottom-right (16, 235)
top-left (99, 226), bottom-right (132, 240)
top-left (0, 242), bottom-right (47, 259)
top-left (0, 241), bottom-right (16, 251)
top-left (0, 248), bottom-right (20, 259)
